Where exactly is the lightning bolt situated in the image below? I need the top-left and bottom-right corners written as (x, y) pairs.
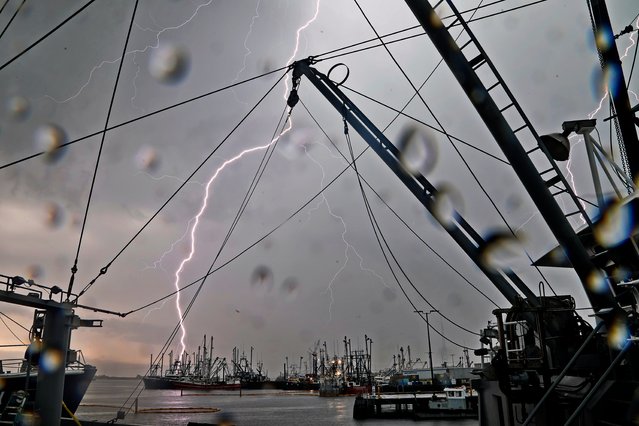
top-left (231, 0), bottom-right (262, 106)
top-left (164, 0), bottom-right (321, 357)
top-left (42, 0), bottom-right (214, 104)
top-left (514, 20), bottom-right (638, 234)
top-left (302, 142), bottom-right (391, 321)
top-left (171, 118), bottom-right (293, 355)
top-left (561, 18), bottom-right (639, 227)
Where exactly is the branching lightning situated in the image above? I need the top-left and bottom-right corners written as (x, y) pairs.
top-left (302, 142), bottom-right (391, 321)
top-left (42, 0), bottom-right (214, 104)
top-left (171, 118), bottom-right (293, 355)
top-left (164, 1), bottom-right (322, 356)
top-left (231, 0), bottom-right (262, 106)
top-left (563, 17), bottom-right (639, 223)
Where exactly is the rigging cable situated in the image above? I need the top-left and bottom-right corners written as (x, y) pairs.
top-left (0, 0), bottom-right (27, 38)
top-left (342, 85), bottom-right (507, 165)
top-left (342, 114), bottom-right (476, 348)
top-left (121, 144), bottom-right (370, 317)
top-left (0, 314), bottom-right (25, 345)
top-left (0, 311), bottom-right (29, 333)
top-left (299, 99), bottom-right (500, 309)
top-left (315, 1), bottom-right (547, 63)
top-left (0, 0), bottom-right (10, 17)
top-left (0, 0), bottom-right (96, 71)
top-left (68, 0), bottom-right (140, 300)
top-left (0, 1), bottom-right (543, 171)
top-left (626, 28), bottom-right (639, 87)
top-left (0, 66), bottom-right (288, 171)
top-left (119, 102), bottom-right (292, 417)
top-left (76, 70), bottom-right (289, 299)
top-left (0, 0), bottom-right (24, 41)
top-left (353, 0), bottom-right (556, 296)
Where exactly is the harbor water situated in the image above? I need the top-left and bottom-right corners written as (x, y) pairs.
top-left (76, 378), bottom-right (480, 425)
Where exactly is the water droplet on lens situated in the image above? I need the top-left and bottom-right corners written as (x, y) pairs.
top-left (35, 124), bottom-right (67, 164)
top-left (135, 145), bottom-right (160, 172)
top-left (593, 199), bottom-right (635, 248)
top-left (44, 202), bottom-right (64, 229)
top-left (281, 277), bottom-right (299, 301)
top-left (251, 265), bottom-right (273, 295)
top-left (6, 95), bottom-right (30, 121)
top-left (279, 127), bottom-right (315, 160)
top-left (26, 265), bottom-right (43, 280)
top-left (149, 44), bottom-right (190, 84)
top-left (432, 184), bottom-right (464, 228)
top-left (397, 125), bottom-right (437, 176)
top-left (595, 26), bottom-right (614, 52)
top-left (41, 348), bottom-right (63, 373)
top-left (608, 317), bottom-right (629, 349)
top-left (603, 63), bottom-right (622, 98)
top-left (478, 231), bottom-right (525, 271)
top-left (382, 287), bottom-right (396, 302)
top-left (586, 269), bottom-right (608, 294)
top-left (447, 292), bottom-right (462, 307)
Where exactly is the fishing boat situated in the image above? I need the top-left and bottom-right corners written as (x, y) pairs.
top-left (289, 0), bottom-right (639, 426)
top-left (143, 336), bottom-right (243, 391)
top-left (287, 0), bottom-right (639, 423)
top-left (0, 275), bottom-right (100, 418)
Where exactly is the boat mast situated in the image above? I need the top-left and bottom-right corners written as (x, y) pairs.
top-left (0, 275), bottom-right (101, 425)
top-left (403, 0), bottom-right (620, 315)
top-left (588, 0), bottom-right (639, 181)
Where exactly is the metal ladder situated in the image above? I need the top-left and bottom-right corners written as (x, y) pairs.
top-left (447, 1), bottom-right (593, 230)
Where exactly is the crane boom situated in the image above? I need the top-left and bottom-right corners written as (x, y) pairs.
top-left (291, 59), bottom-right (538, 306)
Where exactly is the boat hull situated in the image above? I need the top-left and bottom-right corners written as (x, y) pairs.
top-left (142, 376), bottom-right (240, 391)
top-left (0, 365), bottom-right (96, 414)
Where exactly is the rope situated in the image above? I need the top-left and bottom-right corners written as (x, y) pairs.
top-left (68, 0), bottom-right (140, 300)
top-left (76, 70), bottom-right (288, 298)
top-left (0, 0), bottom-right (25, 41)
top-left (0, 0), bottom-right (96, 71)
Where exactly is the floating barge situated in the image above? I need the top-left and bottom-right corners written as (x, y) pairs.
top-left (353, 387), bottom-right (478, 420)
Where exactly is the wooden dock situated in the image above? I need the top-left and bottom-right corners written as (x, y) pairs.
top-left (353, 387), bottom-right (478, 420)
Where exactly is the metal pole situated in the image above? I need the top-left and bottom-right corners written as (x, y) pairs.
top-left (293, 60), bottom-right (534, 306)
top-left (523, 320), bottom-right (605, 425)
top-left (588, 0), bottom-right (639, 181)
top-left (404, 0), bottom-right (618, 313)
top-left (417, 310), bottom-right (436, 385)
top-left (35, 306), bottom-right (72, 426)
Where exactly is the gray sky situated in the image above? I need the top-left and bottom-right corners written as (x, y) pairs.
top-left (0, 0), bottom-right (637, 377)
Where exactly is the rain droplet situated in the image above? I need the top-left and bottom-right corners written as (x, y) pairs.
top-left (602, 63), bottom-right (622, 98)
top-left (447, 292), bottom-right (462, 307)
top-left (135, 145), bottom-right (160, 172)
top-left (251, 265), bottom-right (273, 295)
top-left (382, 287), bottom-right (397, 302)
top-left (397, 125), bottom-right (438, 176)
top-left (25, 265), bottom-right (43, 280)
top-left (149, 44), bottom-right (190, 84)
top-left (432, 184), bottom-right (464, 228)
top-left (593, 199), bottom-right (635, 248)
top-left (478, 231), bottom-right (526, 271)
top-left (40, 348), bottom-right (63, 373)
top-left (6, 95), bottom-right (30, 121)
top-left (608, 317), bottom-right (629, 350)
top-left (595, 25), bottom-right (614, 53)
top-left (281, 277), bottom-right (299, 301)
top-left (44, 202), bottom-right (65, 229)
top-left (586, 269), bottom-right (609, 294)
top-left (35, 124), bottom-right (67, 164)
top-left (279, 127), bottom-right (315, 160)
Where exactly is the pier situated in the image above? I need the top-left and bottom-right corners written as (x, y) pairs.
top-left (353, 388), bottom-right (478, 420)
